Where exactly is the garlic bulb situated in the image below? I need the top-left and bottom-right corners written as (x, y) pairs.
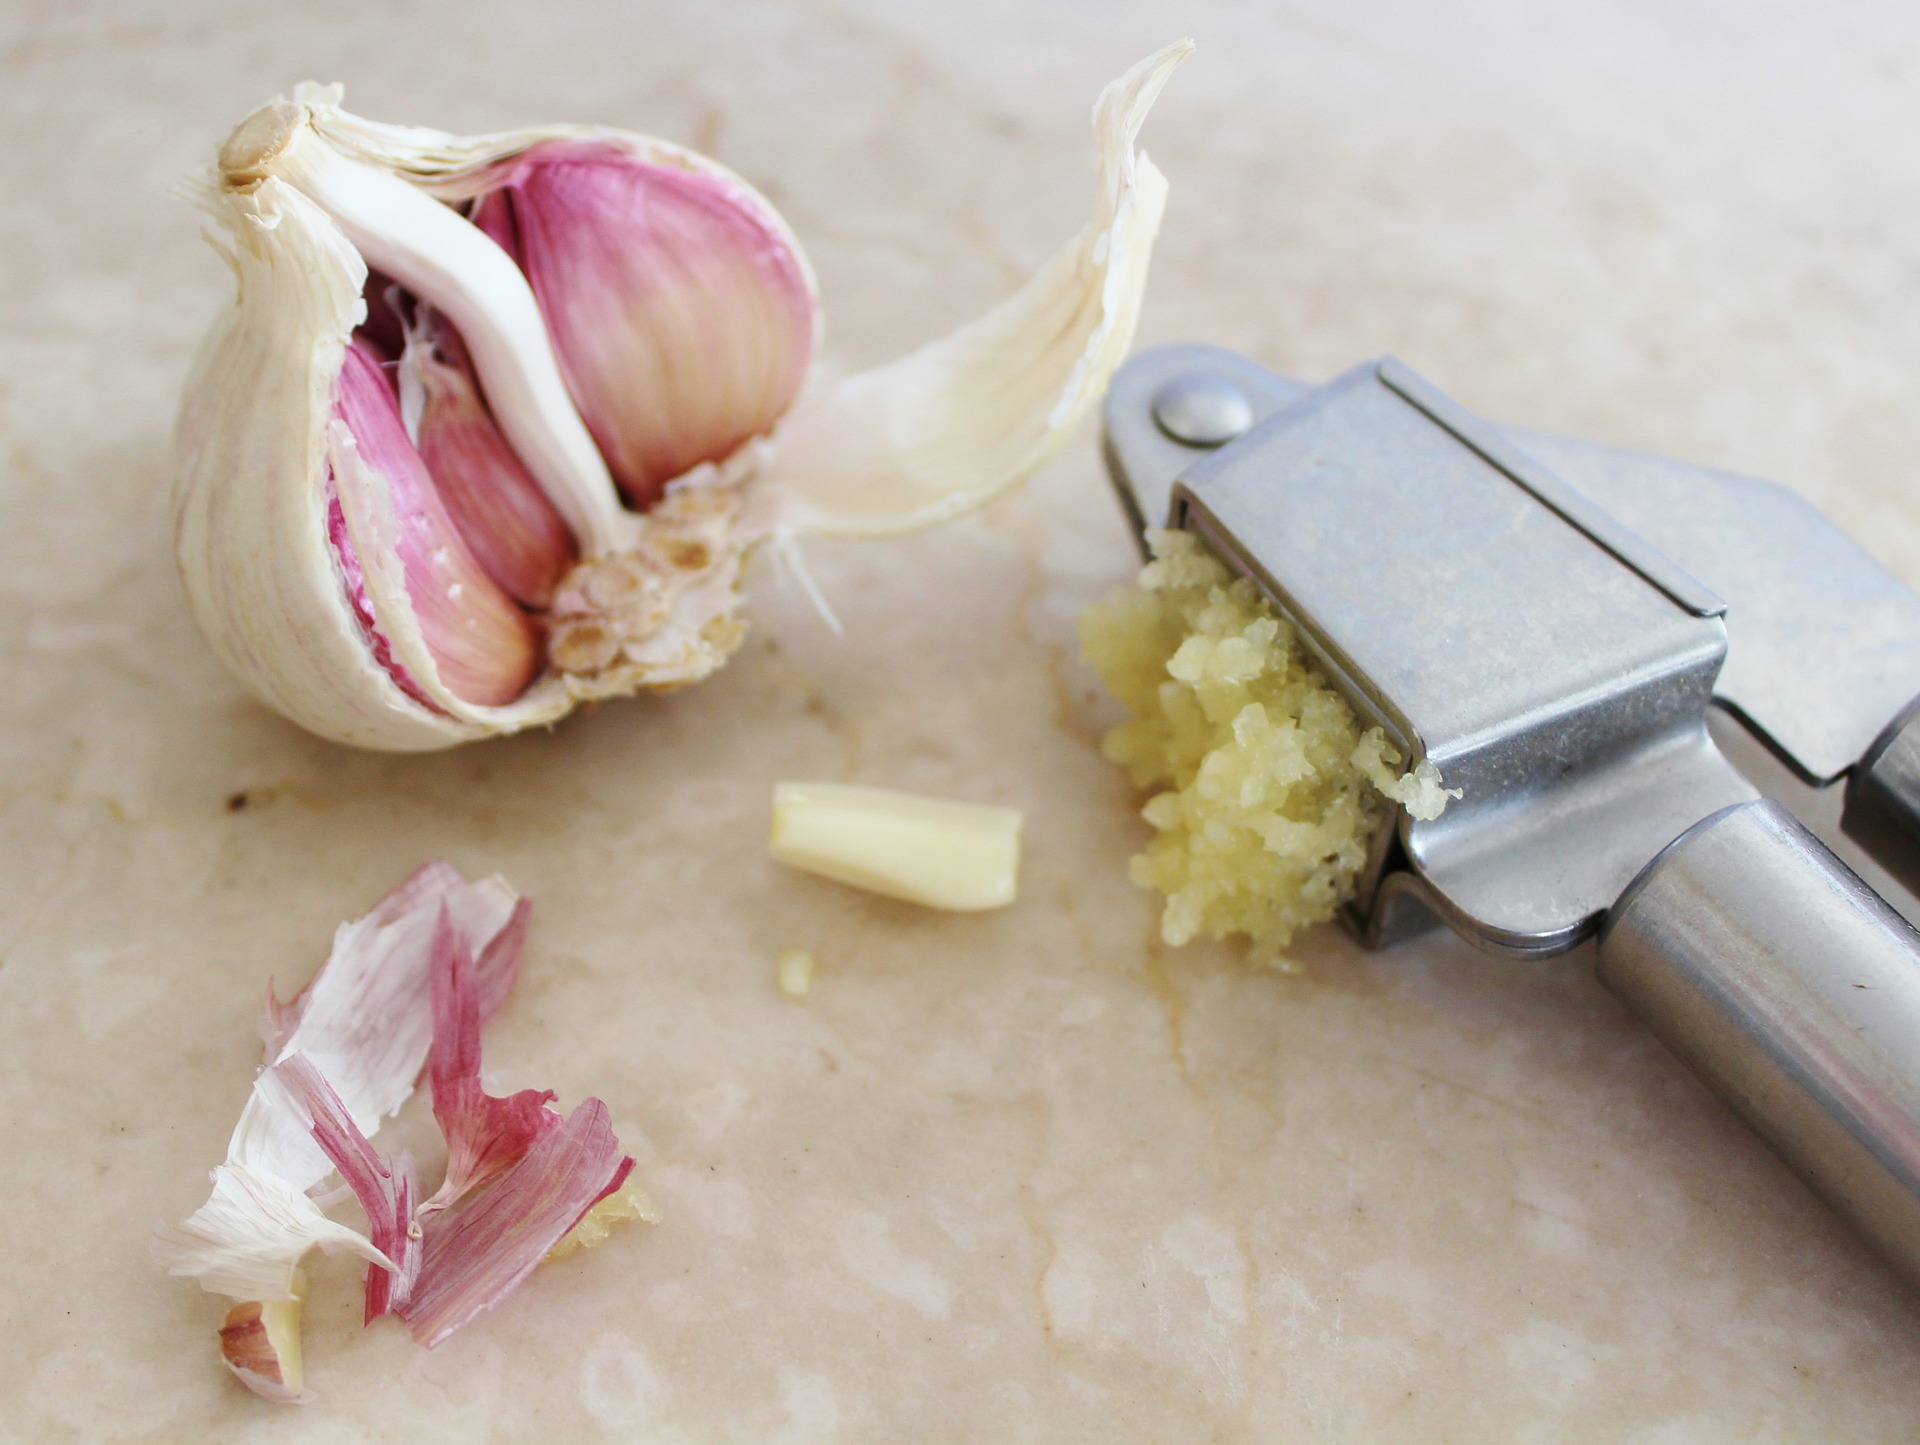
top-left (175, 43), bottom-right (1190, 750)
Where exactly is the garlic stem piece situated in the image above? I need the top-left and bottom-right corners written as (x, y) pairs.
top-left (226, 103), bottom-right (632, 556)
top-left (769, 782), bottom-right (1022, 911)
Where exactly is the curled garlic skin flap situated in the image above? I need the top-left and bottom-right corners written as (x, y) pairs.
top-left (173, 43), bottom-right (1189, 751)
top-left (752, 42), bottom-right (1187, 537)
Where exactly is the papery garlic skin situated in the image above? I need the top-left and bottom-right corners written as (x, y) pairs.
top-left (752, 41), bottom-right (1190, 536)
top-left (174, 178), bottom-right (489, 750)
top-left (160, 863), bottom-right (638, 1398)
top-left (162, 1160), bottom-right (394, 1304)
top-left (177, 48), bottom-right (1187, 750)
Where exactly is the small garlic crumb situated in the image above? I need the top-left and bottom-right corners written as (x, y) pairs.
top-left (546, 1181), bottom-right (660, 1262)
top-left (769, 782), bottom-right (1022, 911)
top-left (1079, 529), bottom-right (1457, 963)
top-left (1350, 728), bottom-right (1461, 822)
top-left (777, 948), bottom-right (817, 998)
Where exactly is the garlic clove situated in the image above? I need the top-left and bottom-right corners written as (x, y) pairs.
top-left (769, 781), bottom-right (1023, 910)
top-left (229, 101), bottom-right (633, 557)
top-left (753, 40), bottom-right (1190, 537)
top-left (219, 1274), bottom-right (310, 1403)
top-left (406, 319), bottom-right (577, 608)
top-left (473, 141), bottom-right (817, 511)
top-left (331, 336), bottom-right (542, 708)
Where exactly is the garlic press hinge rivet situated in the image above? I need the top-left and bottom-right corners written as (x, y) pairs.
top-left (1151, 373), bottom-right (1253, 448)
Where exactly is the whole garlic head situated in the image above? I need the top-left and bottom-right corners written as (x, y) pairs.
top-left (175, 43), bottom-right (1189, 750)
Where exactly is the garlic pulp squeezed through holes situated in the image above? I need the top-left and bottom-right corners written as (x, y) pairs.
top-left (1078, 529), bottom-right (1460, 965)
top-left (173, 42), bottom-right (1191, 750)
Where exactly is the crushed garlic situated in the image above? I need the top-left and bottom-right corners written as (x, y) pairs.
top-left (769, 783), bottom-right (1022, 911)
top-left (1080, 529), bottom-right (1457, 964)
top-left (546, 1179), bottom-right (661, 1261)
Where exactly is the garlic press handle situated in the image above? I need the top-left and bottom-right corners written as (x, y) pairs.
top-left (1849, 695), bottom-right (1920, 881)
top-left (1598, 799), bottom-right (1920, 1286)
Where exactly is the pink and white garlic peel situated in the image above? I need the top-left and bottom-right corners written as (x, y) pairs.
top-left (173, 43), bottom-right (1190, 750)
top-left (156, 863), bottom-right (646, 1401)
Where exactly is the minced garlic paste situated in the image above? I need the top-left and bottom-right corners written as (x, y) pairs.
top-left (1079, 529), bottom-right (1456, 964)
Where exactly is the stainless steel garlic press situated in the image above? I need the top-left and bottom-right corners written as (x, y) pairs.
top-left (1103, 344), bottom-right (1920, 1288)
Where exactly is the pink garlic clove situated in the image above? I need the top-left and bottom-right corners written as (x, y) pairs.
top-left (410, 321), bottom-right (577, 609)
top-left (329, 337), bottom-right (542, 707)
top-left (473, 141), bottom-right (816, 510)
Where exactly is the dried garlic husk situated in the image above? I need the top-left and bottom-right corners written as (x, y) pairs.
top-left (769, 782), bottom-right (1023, 910)
top-left (175, 43), bottom-right (1190, 750)
top-left (157, 864), bottom-right (641, 1401)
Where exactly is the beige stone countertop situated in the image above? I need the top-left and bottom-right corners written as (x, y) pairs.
top-left (6, 1), bottom-right (1920, 1440)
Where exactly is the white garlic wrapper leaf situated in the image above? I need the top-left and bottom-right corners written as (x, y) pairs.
top-left (174, 43), bottom-right (1190, 750)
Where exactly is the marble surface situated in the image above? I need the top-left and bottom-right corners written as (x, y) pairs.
top-left (6, 1), bottom-right (1920, 1439)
